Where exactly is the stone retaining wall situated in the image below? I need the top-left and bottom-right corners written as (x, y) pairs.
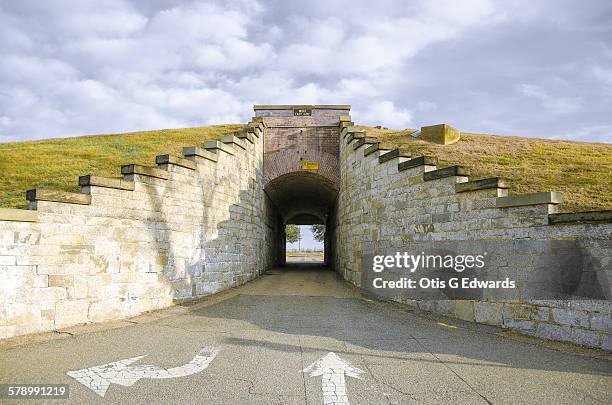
top-left (332, 118), bottom-right (612, 350)
top-left (0, 119), bottom-right (280, 339)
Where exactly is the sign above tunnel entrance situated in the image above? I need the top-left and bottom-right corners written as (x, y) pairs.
top-left (293, 108), bottom-right (312, 116)
top-left (302, 161), bottom-right (319, 170)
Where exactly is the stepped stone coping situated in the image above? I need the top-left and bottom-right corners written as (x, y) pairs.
top-left (78, 175), bottom-right (135, 190)
top-left (353, 137), bottom-right (378, 150)
top-left (26, 189), bottom-right (91, 205)
top-left (364, 143), bottom-right (383, 157)
top-left (496, 192), bottom-right (562, 208)
top-left (341, 126), bottom-right (359, 138)
top-left (548, 210), bottom-right (612, 225)
top-left (379, 148), bottom-right (411, 163)
top-left (251, 116), bottom-right (266, 127)
top-left (246, 127), bottom-right (260, 138)
top-left (235, 131), bottom-right (255, 143)
top-left (398, 156), bottom-right (436, 171)
top-left (183, 146), bottom-right (218, 162)
top-left (221, 135), bottom-right (247, 150)
top-left (346, 131), bottom-right (366, 144)
top-left (121, 164), bottom-right (170, 180)
top-left (155, 154), bottom-right (197, 170)
top-left (204, 140), bottom-right (234, 155)
top-left (339, 115), bottom-right (352, 122)
top-left (339, 121), bottom-right (354, 130)
top-left (455, 177), bottom-right (509, 193)
top-left (0, 207), bottom-right (38, 222)
top-left (247, 122), bottom-right (264, 134)
top-left (423, 166), bottom-right (469, 181)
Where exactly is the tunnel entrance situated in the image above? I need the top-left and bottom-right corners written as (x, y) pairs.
top-left (255, 104), bottom-right (348, 267)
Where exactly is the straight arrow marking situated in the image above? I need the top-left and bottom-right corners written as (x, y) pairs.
top-left (67, 346), bottom-right (221, 397)
top-left (303, 352), bottom-right (364, 405)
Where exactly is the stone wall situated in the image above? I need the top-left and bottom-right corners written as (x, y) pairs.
top-left (0, 119), bottom-right (280, 339)
top-left (332, 119), bottom-right (612, 350)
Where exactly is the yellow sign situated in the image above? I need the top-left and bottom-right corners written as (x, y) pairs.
top-left (302, 161), bottom-right (319, 170)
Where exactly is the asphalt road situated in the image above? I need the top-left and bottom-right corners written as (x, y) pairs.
top-left (0, 264), bottom-right (610, 404)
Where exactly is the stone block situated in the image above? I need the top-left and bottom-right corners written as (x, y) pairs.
top-left (570, 327), bottom-right (598, 347)
top-left (589, 313), bottom-right (611, 332)
top-left (454, 300), bottom-right (475, 321)
top-left (420, 124), bottom-right (461, 145)
top-left (423, 166), bottom-right (469, 181)
top-left (455, 178), bottom-right (509, 193)
top-left (55, 300), bottom-right (89, 328)
top-left (26, 189), bottom-right (91, 205)
top-left (551, 308), bottom-right (589, 327)
top-left (78, 175), bottom-right (135, 190)
top-left (88, 300), bottom-right (122, 322)
top-left (0, 208), bottom-right (39, 222)
top-left (474, 301), bottom-right (503, 325)
top-left (536, 323), bottom-right (572, 342)
top-left (496, 192), bottom-right (562, 208)
top-left (503, 303), bottom-right (532, 320)
top-left (155, 155), bottom-right (197, 170)
top-left (548, 210), bottom-right (612, 225)
top-left (121, 164), bottom-right (169, 180)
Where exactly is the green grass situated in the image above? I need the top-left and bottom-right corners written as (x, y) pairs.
top-left (0, 125), bottom-right (243, 209)
top-left (0, 124), bottom-right (610, 213)
top-left (360, 126), bottom-right (612, 213)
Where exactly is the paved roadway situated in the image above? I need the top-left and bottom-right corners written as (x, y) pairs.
top-left (0, 264), bottom-right (610, 404)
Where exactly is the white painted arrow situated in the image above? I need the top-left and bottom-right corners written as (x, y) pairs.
top-left (66, 346), bottom-right (221, 397)
top-left (303, 352), bottom-right (364, 405)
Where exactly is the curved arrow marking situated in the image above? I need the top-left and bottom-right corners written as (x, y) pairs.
top-left (67, 346), bottom-right (221, 397)
top-left (303, 352), bottom-right (364, 405)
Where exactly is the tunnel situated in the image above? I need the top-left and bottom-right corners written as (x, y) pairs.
top-left (255, 104), bottom-right (347, 267)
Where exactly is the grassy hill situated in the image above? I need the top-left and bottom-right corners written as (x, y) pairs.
top-left (0, 124), bottom-right (610, 213)
top-left (363, 127), bottom-right (611, 213)
top-left (0, 125), bottom-right (243, 209)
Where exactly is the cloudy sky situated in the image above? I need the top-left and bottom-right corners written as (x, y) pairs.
top-left (1, 0), bottom-right (611, 142)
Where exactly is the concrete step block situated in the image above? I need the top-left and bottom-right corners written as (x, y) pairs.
top-left (155, 154), bottom-right (197, 170)
top-left (121, 164), bottom-right (170, 180)
top-left (352, 137), bottom-right (378, 150)
top-left (0, 207), bottom-right (39, 222)
top-left (496, 192), bottom-right (562, 208)
top-left (548, 210), bottom-right (612, 225)
top-left (26, 189), bottom-right (91, 205)
top-left (455, 177), bottom-right (509, 193)
top-left (379, 148), bottom-right (411, 164)
top-left (78, 175), bottom-right (135, 190)
top-left (423, 166), bottom-right (469, 181)
top-left (204, 140), bottom-right (234, 155)
top-left (183, 146), bottom-right (219, 162)
top-left (398, 156), bottom-right (437, 171)
top-left (221, 135), bottom-right (247, 150)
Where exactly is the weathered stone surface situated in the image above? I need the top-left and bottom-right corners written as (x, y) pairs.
top-left (0, 208), bottom-right (39, 222)
top-left (204, 140), bottom-right (234, 155)
top-left (182, 146), bottom-right (218, 162)
top-left (221, 135), bottom-right (247, 150)
top-left (548, 210), bottom-right (612, 225)
top-left (379, 148), bottom-right (410, 163)
top-left (78, 175), bottom-right (135, 190)
top-left (474, 302), bottom-right (503, 325)
top-left (26, 189), bottom-right (91, 205)
top-left (352, 137), bottom-right (377, 150)
top-left (420, 123), bottom-right (461, 145)
top-left (496, 192), bottom-right (562, 208)
top-left (455, 177), bottom-right (509, 193)
top-left (121, 164), bottom-right (169, 180)
top-left (398, 156), bottom-right (437, 171)
top-left (155, 154), bottom-right (197, 170)
top-left (423, 166), bottom-right (468, 181)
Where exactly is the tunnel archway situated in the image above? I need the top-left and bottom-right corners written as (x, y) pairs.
top-left (265, 171), bottom-right (338, 225)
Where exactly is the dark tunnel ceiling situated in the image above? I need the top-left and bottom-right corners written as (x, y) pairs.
top-left (264, 172), bottom-right (338, 225)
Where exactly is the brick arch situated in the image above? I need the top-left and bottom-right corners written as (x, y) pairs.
top-left (264, 148), bottom-right (339, 187)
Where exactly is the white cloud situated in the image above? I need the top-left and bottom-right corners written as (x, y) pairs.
top-left (517, 84), bottom-right (583, 115)
top-left (0, 0), bottom-right (610, 142)
top-left (355, 101), bottom-right (413, 128)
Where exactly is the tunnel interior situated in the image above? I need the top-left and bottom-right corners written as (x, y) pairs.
top-left (264, 171), bottom-right (338, 266)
